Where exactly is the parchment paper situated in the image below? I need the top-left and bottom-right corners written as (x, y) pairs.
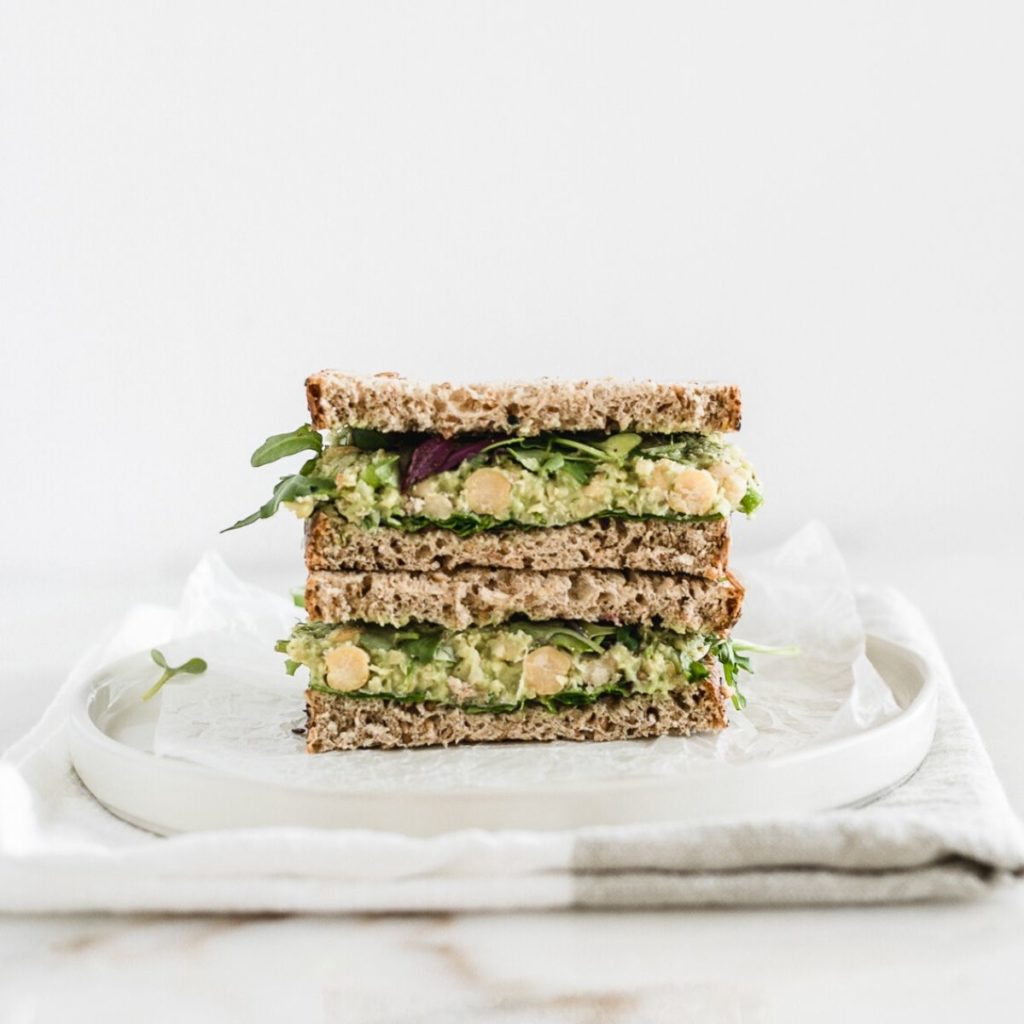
top-left (150, 522), bottom-right (900, 790)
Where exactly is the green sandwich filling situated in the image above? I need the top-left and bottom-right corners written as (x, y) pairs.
top-left (279, 619), bottom-right (753, 712)
top-left (226, 425), bottom-right (761, 535)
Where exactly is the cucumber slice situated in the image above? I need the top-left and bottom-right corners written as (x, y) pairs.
top-left (598, 432), bottom-right (642, 460)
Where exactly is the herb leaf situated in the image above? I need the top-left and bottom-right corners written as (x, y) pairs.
top-left (615, 626), bottom-right (641, 653)
top-left (221, 474), bottom-right (336, 532)
top-left (250, 425), bottom-right (323, 467)
top-left (388, 508), bottom-right (723, 538)
top-left (354, 628), bottom-right (398, 652)
top-left (353, 624), bottom-right (452, 664)
top-left (537, 683), bottom-right (631, 712)
top-left (400, 634), bottom-right (447, 663)
top-left (350, 428), bottom-right (393, 451)
top-left (710, 637), bottom-right (755, 710)
top-left (598, 433), bottom-right (642, 460)
top-left (307, 680), bottom-right (635, 715)
top-left (560, 460), bottom-right (596, 485)
top-left (141, 649), bottom-right (208, 702)
top-left (687, 660), bottom-right (710, 682)
top-left (511, 621), bottom-right (606, 655)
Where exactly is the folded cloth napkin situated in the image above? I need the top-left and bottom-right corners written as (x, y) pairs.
top-left (1, 580), bottom-right (1022, 913)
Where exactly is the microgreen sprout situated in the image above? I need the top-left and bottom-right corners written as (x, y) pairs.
top-left (141, 649), bottom-right (208, 702)
top-left (711, 638), bottom-right (799, 710)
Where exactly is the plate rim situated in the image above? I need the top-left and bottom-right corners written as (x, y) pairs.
top-left (68, 632), bottom-right (937, 802)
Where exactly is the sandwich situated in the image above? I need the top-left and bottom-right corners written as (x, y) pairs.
top-left (228, 373), bottom-right (761, 752)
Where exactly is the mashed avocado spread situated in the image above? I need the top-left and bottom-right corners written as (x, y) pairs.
top-left (281, 430), bottom-right (760, 534)
top-left (281, 619), bottom-right (718, 712)
top-left (225, 426), bottom-right (762, 536)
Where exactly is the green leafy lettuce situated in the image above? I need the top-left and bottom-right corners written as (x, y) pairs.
top-left (288, 619), bottom-right (772, 713)
top-left (388, 508), bottom-right (724, 538)
top-left (250, 424), bottom-right (323, 467)
top-left (306, 678), bottom-right (638, 715)
top-left (226, 425), bottom-right (760, 533)
top-left (222, 473), bottom-right (336, 532)
top-left (223, 425), bottom-right (336, 532)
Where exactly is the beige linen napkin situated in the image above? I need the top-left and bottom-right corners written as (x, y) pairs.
top-left (1, 577), bottom-right (1021, 913)
top-left (571, 587), bottom-right (1024, 905)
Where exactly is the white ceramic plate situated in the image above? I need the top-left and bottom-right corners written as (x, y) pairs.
top-left (68, 635), bottom-right (937, 836)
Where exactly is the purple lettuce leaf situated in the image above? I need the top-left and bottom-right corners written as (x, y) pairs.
top-left (402, 436), bottom-right (496, 492)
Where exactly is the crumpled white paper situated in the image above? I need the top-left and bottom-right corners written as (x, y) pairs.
top-left (148, 521), bottom-right (900, 791)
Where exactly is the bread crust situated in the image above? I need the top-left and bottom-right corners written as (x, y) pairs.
top-left (305, 567), bottom-right (743, 632)
top-left (306, 371), bottom-right (742, 437)
top-left (305, 668), bottom-right (729, 751)
top-left (305, 511), bottom-right (731, 578)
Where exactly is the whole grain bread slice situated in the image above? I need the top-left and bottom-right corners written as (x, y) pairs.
top-left (305, 667), bottom-right (729, 751)
top-left (306, 371), bottom-right (741, 437)
top-left (305, 567), bottom-right (743, 632)
top-left (305, 510), bottom-right (731, 577)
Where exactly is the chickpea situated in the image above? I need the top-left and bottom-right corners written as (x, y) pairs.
top-left (423, 492), bottom-right (454, 519)
top-left (446, 675), bottom-right (477, 702)
top-left (582, 657), bottom-right (613, 688)
top-left (464, 467), bottom-right (512, 515)
top-left (647, 459), bottom-right (677, 494)
top-left (522, 645), bottom-right (572, 695)
top-left (491, 636), bottom-right (517, 660)
top-left (710, 462), bottom-right (748, 504)
top-left (667, 468), bottom-right (718, 515)
top-left (324, 645), bottom-right (370, 692)
top-left (327, 626), bottom-right (361, 645)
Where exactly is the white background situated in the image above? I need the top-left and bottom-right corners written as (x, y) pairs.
top-left (2, 0), bottom-right (1022, 790)
top-left (1, 4), bottom-right (1023, 1016)
top-left (3, 0), bottom-right (1022, 576)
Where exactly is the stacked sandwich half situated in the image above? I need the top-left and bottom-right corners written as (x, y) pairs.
top-left (232, 373), bottom-right (761, 752)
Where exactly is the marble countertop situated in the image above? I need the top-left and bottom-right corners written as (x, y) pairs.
top-left (3, 894), bottom-right (1024, 1022)
top-left (1, 543), bottom-right (1022, 1021)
